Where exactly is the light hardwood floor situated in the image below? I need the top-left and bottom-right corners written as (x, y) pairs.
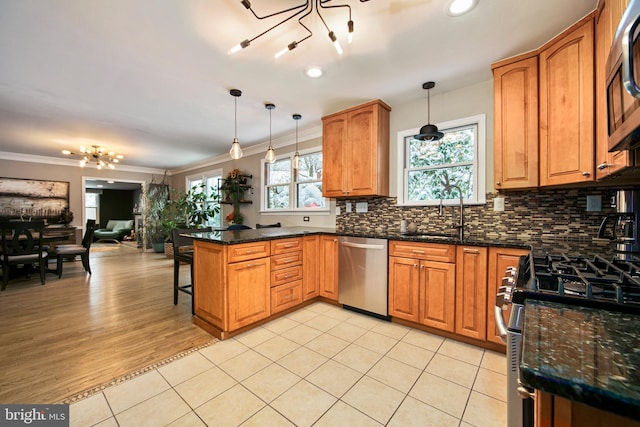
top-left (0, 244), bottom-right (214, 404)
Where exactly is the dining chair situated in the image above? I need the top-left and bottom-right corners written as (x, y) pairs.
top-left (256, 222), bottom-right (281, 229)
top-left (172, 226), bottom-right (211, 314)
top-left (48, 221), bottom-right (98, 278)
top-left (227, 224), bottom-right (252, 230)
top-left (0, 220), bottom-right (48, 291)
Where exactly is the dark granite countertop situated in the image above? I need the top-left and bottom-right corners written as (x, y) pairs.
top-left (520, 300), bottom-right (640, 421)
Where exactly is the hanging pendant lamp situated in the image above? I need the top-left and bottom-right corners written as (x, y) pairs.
top-left (229, 89), bottom-right (243, 159)
top-left (265, 103), bottom-right (276, 164)
top-left (415, 81), bottom-right (444, 141)
top-left (292, 113), bottom-right (302, 173)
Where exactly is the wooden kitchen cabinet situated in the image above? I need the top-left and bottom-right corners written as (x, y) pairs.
top-left (388, 256), bottom-right (420, 322)
top-left (486, 247), bottom-right (530, 346)
top-left (270, 237), bottom-right (303, 315)
top-left (319, 235), bottom-right (339, 300)
top-left (595, 0), bottom-right (638, 180)
top-left (322, 99), bottom-right (391, 198)
top-left (492, 52), bottom-right (539, 189)
top-left (539, 16), bottom-right (595, 186)
top-left (455, 246), bottom-right (488, 340)
top-left (227, 254), bottom-right (271, 331)
top-left (419, 260), bottom-right (456, 332)
top-left (302, 235), bottom-right (320, 300)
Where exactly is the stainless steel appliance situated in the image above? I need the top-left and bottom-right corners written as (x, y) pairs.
top-left (338, 236), bottom-right (389, 318)
top-left (598, 189), bottom-right (640, 257)
top-left (495, 253), bottom-right (640, 426)
top-left (606, 0), bottom-right (640, 151)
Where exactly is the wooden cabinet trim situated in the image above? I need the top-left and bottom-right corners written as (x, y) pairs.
top-left (227, 241), bottom-right (270, 263)
top-left (389, 240), bottom-right (456, 262)
top-left (271, 238), bottom-right (303, 255)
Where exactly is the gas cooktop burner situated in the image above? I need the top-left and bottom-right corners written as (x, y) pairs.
top-left (562, 281), bottom-right (604, 296)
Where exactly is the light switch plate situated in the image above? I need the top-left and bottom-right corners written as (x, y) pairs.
top-left (586, 195), bottom-right (602, 212)
top-left (493, 196), bottom-right (505, 212)
top-left (345, 202), bottom-right (352, 212)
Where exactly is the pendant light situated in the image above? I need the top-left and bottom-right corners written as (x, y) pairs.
top-left (265, 103), bottom-right (276, 164)
top-left (229, 89), bottom-right (243, 159)
top-left (292, 113), bottom-right (302, 173)
top-left (415, 81), bottom-right (444, 141)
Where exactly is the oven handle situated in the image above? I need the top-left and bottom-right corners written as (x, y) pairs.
top-left (623, 12), bottom-right (640, 99)
top-left (494, 305), bottom-right (508, 343)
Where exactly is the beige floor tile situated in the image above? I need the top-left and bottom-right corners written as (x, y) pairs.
top-left (253, 335), bottom-right (300, 361)
top-left (323, 306), bottom-right (354, 321)
top-left (263, 316), bottom-right (300, 335)
top-left (354, 330), bottom-right (399, 354)
top-left (166, 411), bottom-right (206, 427)
top-left (242, 363), bottom-right (301, 403)
top-left (401, 329), bottom-right (445, 352)
top-left (473, 368), bottom-right (507, 402)
top-left (277, 346), bottom-right (328, 377)
top-left (305, 302), bottom-right (334, 314)
top-left (367, 356), bottom-right (421, 393)
top-left (174, 366), bottom-right (237, 408)
top-left (370, 321), bottom-right (411, 340)
top-left (286, 307), bottom-right (319, 323)
top-left (481, 350), bottom-right (507, 374)
top-left (115, 389), bottom-right (191, 427)
top-left (345, 313), bottom-right (385, 330)
top-left (198, 339), bottom-right (248, 365)
top-left (157, 352), bottom-right (215, 386)
top-left (218, 349), bottom-right (272, 381)
top-left (93, 418), bottom-right (119, 427)
top-left (438, 338), bottom-right (485, 366)
top-left (304, 333), bottom-right (350, 358)
top-left (103, 370), bottom-right (170, 414)
top-left (314, 400), bottom-right (383, 427)
top-left (234, 326), bottom-right (277, 348)
top-left (271, 380), bottom-right (337, 426)
top-left (386, 341), bottom-right (435, 370)
top-left (327, 322), bottom-right (367, 342)
top-left (70, 392), bottom-right (113, 427)
top-left (241, 406), bottom-right (296, 427)
top-left (409, 372), bottom-right (470, 418)
top-left (333, 343), bottom-right (382, 373)
top-left (341, 376), bottom-right (405, 424)
top-left (195, 384), bottom-right (265, 426)
top-left (283, 323), bottom-right (323, 345)
top-left (306, 359), bottom-right (363, 397)
top-left (304, 313), bottom-right (342, 332)
top-left (387, 396), bottom-right (460, 427)
top-left (426, 354), bottom-right (479, 388)
top-left (462, 390), bottom-right (507, 427)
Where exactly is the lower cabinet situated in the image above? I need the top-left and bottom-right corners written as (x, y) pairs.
top-left (271, 280), bottom-right (303, 314)
top-left (270, 238), bottom-right (303, 314)
top-left (419, 260), bottom-right (456, 332)
top-left (227, 255), bottom-right (271, 331)
top-left (319, 235), bottom-right (339, 300)
top-left (302, 235), bottom-right (320, 300)
top-left (455, 246), bottom-right (488, 340)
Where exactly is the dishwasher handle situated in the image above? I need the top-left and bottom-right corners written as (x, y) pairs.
top-left (340, 241), bottom-right (386, 250)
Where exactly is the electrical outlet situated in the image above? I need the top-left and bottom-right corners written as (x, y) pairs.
top-left (356, 202), bottom-right (368, 213)
top-left (493, 196), bottom-right (505, 212)
top-left (345, 202), bottom-right (352, 212)
top-left (303, 216), bottom-right (310, 222)
top-left (336, 206), bottom-right (341, 215)
top-left (586, 195), bottom-right (602, 212)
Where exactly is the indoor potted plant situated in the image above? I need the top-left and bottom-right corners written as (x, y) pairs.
top-left (143, 177), bottom-right (170, 253)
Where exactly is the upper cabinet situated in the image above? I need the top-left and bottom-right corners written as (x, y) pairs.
top-left (492, 53), bottom-right (539, 189)
top-left (322, 100), bottom-right (391, 198)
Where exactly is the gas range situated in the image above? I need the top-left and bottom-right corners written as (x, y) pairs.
top-left (509, 253), bottom-right (640, 313)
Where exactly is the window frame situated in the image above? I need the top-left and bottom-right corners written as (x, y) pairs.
top-left (185, 169), bottom-right (223, 228)
top-left (260, 147), bottom-right (329, 214)
top-left (396, 114), bottom-right (486, 206)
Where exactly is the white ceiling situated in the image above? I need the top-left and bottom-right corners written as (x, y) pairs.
top-left (0, 0), bottom-right (598, 171)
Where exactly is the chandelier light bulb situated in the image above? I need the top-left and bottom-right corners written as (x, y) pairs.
top-left (348, 20), bottom-right (354, 44)
top-left (264, 103), bottom-right (276, 164)
top-left (328, 31), bottom-right (343, 55)
top-left (265, 147), bottom-right (276, 164)
top-left (230, 138), bottom-right (243, 159)
top-left (293, 152), bottom-right (300, 170)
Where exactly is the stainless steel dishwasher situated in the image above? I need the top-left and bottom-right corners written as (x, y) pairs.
top-left (338, 236), bottom-right (389, 318)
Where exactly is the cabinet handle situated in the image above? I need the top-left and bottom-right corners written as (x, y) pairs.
top-left (581, 171), bottom-right (591, 176)
top-left (412, 249), bottom-right (425, 254)
top-left (597, 162), bottom-right (609, 170)
top-left (245, 250), bottom-right (258, 254)
top-left (463, 248), bottom-right (479, 254)
top-left (496, 181), bottom-right (501, 186)
top-left (413, 264), bottom-right (418, 268)
top-left (420, 265), bottom-right (425, 269)
top-left (283, 294), bottom-right (293, 301)
top-left (246, 263), bottom-right (253, 268)
top-left (284, 244), bottom-right (296, 248)
top-left (284, 274), bottom-right (292, 279)
top-left (285, 259), bottom-right (294, 263)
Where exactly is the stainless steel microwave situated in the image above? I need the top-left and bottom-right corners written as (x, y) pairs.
top-left (606, 0), bottom-right (640, 151)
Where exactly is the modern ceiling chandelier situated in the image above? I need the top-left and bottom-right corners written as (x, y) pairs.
top-left (62, 145), bottom-right (123, 169)
top-left (228, 0), bottom-right (371, 59)
top-left (229, 89), bottom-right (243, 160)
top-left (415, 81), bottom-right (444, 141)
top-left (265, 103), bottom-right (276, 164)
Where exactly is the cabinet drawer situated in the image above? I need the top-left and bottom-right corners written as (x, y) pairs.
top-left (271, 238), bottom-right (303, 255)
top-left (227, 241), bottom-right (270, 263)
top-left (271, 251), bottom-right (303, 270)
top-left (271, 265), bottom-right (304, 287)
top-left (389, 240), bottom-right (456, 262)
top-left (271, 280), bottom-right (303, 314)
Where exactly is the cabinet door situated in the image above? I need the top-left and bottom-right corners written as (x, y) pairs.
top-left (486, 247), bottom-right (529, 346)
top-left (419, 260), bottom-right (456, 332)
top-left (493, 54), bottom-right (539, 189)
top-left (227, 257), bottom-right (270, 331)
top-left (539, 17), bottom-right (595, 186)
top-left (388, 256), bottom-right (420, 322)
top-left (322, 113), bottom-right (347, 198)
top-left (302, 235), bottom-right (319, 300)
top-left (319, 235), bottom-right (339, 300)
top-left (455, 246), bottom-right (488, 340)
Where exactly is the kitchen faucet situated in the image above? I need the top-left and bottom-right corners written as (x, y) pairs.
top-left (440, 177), bottom-right (464, 241)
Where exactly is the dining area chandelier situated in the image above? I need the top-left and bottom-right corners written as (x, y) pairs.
top-left (62, 145), bottom-right (123, 169)
top-left (228, 0), bottom-right (371, 59)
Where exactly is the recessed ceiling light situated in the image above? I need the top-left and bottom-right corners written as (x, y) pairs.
top-left (446, 0), bottom-right (478, 16)
top-left (305, 66), bottom-right (323, 78)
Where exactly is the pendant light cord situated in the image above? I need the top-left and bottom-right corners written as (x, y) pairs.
top-left (234, 96), bottom-right (238, 139)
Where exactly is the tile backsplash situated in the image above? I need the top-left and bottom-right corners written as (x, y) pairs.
top-left (335, 188), bottom-right (624, 242)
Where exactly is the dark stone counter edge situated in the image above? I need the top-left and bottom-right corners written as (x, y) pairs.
top-left (188, 227), bottom-right (533, 249)
top-left (520, 368), bottom-right (640, 422)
